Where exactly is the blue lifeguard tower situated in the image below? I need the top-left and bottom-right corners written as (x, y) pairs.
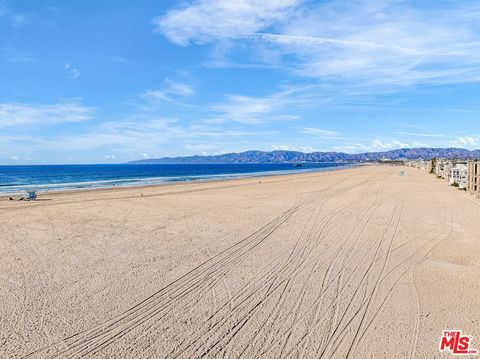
top-left (27, 190), bottom-right (37, 201)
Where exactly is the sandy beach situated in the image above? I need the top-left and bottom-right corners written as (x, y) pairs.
top-left (1, 165), bottom-right (479, 358)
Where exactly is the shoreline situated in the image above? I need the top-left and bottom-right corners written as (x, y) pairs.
top-left (0, 166), bottom-right (366, 206)
top-left (0, 163), bottom-right (357, 198)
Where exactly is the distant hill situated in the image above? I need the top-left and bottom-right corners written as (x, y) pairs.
top-left (128, 148), bottom-right (480, 164)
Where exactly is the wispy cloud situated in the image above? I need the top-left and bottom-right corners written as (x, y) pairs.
top-left (157, 0), bottom-right (480, 90)
top-left (450, 136), bottom-right (480, 149)
top-left (210, 94), bottom-right (280, 124)
top-left (143, 79), bottom-right (195, 101)
top-left (110, 56), bottom-right (137, 64)
top-left (0, 101), bottom-right (94, 129)
top-left (154, 0), bottom-right (302, 46)
top-left (0, 2), bottom-right (47, 27)
top-left (0, 46), bottom-right (34, 63)
top-left (333, 139), bottom-right (426, 153)
top-left (64, 63), bottom-right (80, 79)
top-left (4, 112), bottom-right (271, 161)
top-left (208, 86), bottom-right (316, 124)
top-left (395, 131), bottom-right (444, 138)
top-left (301, 127), bottom-right (337, 137)
top-left (250, 33), bottom-right (425, 56)
top-left (274, 1), bottom-right (480, 87)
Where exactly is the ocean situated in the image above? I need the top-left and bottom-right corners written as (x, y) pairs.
top-left (0, 163), bottom-right (353, 194)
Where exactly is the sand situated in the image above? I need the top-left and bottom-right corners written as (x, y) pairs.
top-left (1, 165), bottom-right (479, 358)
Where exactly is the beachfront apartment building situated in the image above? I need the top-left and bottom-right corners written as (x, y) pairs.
top-left (406, 159), bottom-right (473, 192)
top-left (430, 159), bottom-right (468, 189)
top-left (434, 159), bottom-right (450, 178)
top-left (467, 161), bottom-right (480, 197)
top-left (449, 162), bottom-right (467, 189)
top-left (405, 158), bottom-right (444, 174)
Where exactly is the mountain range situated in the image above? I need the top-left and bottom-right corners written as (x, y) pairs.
top-left (128, 148), bottom-right (480, 164)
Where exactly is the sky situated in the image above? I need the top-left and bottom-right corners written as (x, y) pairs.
top-left (1, 0), bottom-right (480, 164)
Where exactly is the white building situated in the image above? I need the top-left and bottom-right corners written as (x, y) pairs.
top-left (449, 162), bottom-right (467, 188)
top-left (434, 159), bottom-right (449, 178)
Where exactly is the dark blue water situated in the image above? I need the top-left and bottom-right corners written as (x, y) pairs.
top-left (0, 163), bottom-right (353, 194)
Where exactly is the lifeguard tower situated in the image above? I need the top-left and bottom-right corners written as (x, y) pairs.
top-left (27, 190), bottom-right (37, 201)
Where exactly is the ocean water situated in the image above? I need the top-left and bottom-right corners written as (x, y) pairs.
top-left (0, 163), bottom-right (353, 194)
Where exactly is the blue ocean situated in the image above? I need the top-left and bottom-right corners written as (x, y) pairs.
top-left (0, 163), bottom-right (352, 194)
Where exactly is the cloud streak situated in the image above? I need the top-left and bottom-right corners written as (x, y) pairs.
top-left (450, 136), bottom-right (480, 149)
top-left (301, 127), bottom-right (337, 137)
top-left (155, 0), bottom-right (302, 46)
top-left (143, 79), bottom-right (195, 101)
top-left (333, 139), bottom-right (427, 154)
top-left (0, 102), bottom-right (94, 129)
top-left (64, 63), bottom-right (80, 79)
top-left (157, 0), bottom-right (480, 90)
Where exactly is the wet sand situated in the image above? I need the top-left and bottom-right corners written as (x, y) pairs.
top-left (1, 165), bottom-right (479, 358)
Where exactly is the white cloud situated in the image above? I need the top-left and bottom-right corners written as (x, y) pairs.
top-left (265, 1), bottom-right (480, 87)
top-left (157, 0), bottom-right (480, 89)
top-left (210, 94), bottom-right (278, 124)
top-left (271, 144), bottom-right (290, 151)
top-left (301, 127), bottom-right (337, 137)
top-left (333, 139), bottom-right (426, 153)
top-left (155, 0), bottom-right (302, 46)
top-left (5, 114), bottom-right (270, 161)
top-left (209, 87), bottom-right (308, 124)
top-left (142, 90), bottom-right (169, 101)
top-left (450, 136), bottom-right (479, 148)
top-left (370, 140), bottom-right (412, 151)
top-left (143, 79), bottom-right (195, 101)
top-left (0, 101), bottom-right (93, 128)
top-left (250, 32), bottom-right (424, 56)
top-left (396, 131), bottom-right (444, 138)
top-left (295, 146), bottom-right (319, 153)
top-left (110, 56), bottom-right (136, 64)
top-left (64, 63), bottom-right (80, 79)
top-left (51, 118), bottom-right (178, 152)
top-left (9, 155), bottom-right (19, 160)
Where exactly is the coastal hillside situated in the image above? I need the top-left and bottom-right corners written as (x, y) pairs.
top-left (128, 147), bottom-right (480, 164)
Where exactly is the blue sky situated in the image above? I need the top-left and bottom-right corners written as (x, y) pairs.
top-left (1, 0), bottom-right (480, 164)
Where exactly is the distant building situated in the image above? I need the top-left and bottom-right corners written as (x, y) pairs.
top-left (467, 161), bottom-right (480, 197)
top-left (429, 159), bottom-right (469, 189)
top-left (405, 159), bottom-right (428, 169)
top-left (434, 159), bottom-right (449, 178)
top-left (449, 162), bottom-right (467, 189)
top-left (404, 158), bottom-right (478, 194)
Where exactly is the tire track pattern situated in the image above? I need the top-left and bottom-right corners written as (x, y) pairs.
top-left (20, 170), bottom-right (455, 358)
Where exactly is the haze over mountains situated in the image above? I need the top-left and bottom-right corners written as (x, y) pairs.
top-left (129, 148), bottom-right (480, 164)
